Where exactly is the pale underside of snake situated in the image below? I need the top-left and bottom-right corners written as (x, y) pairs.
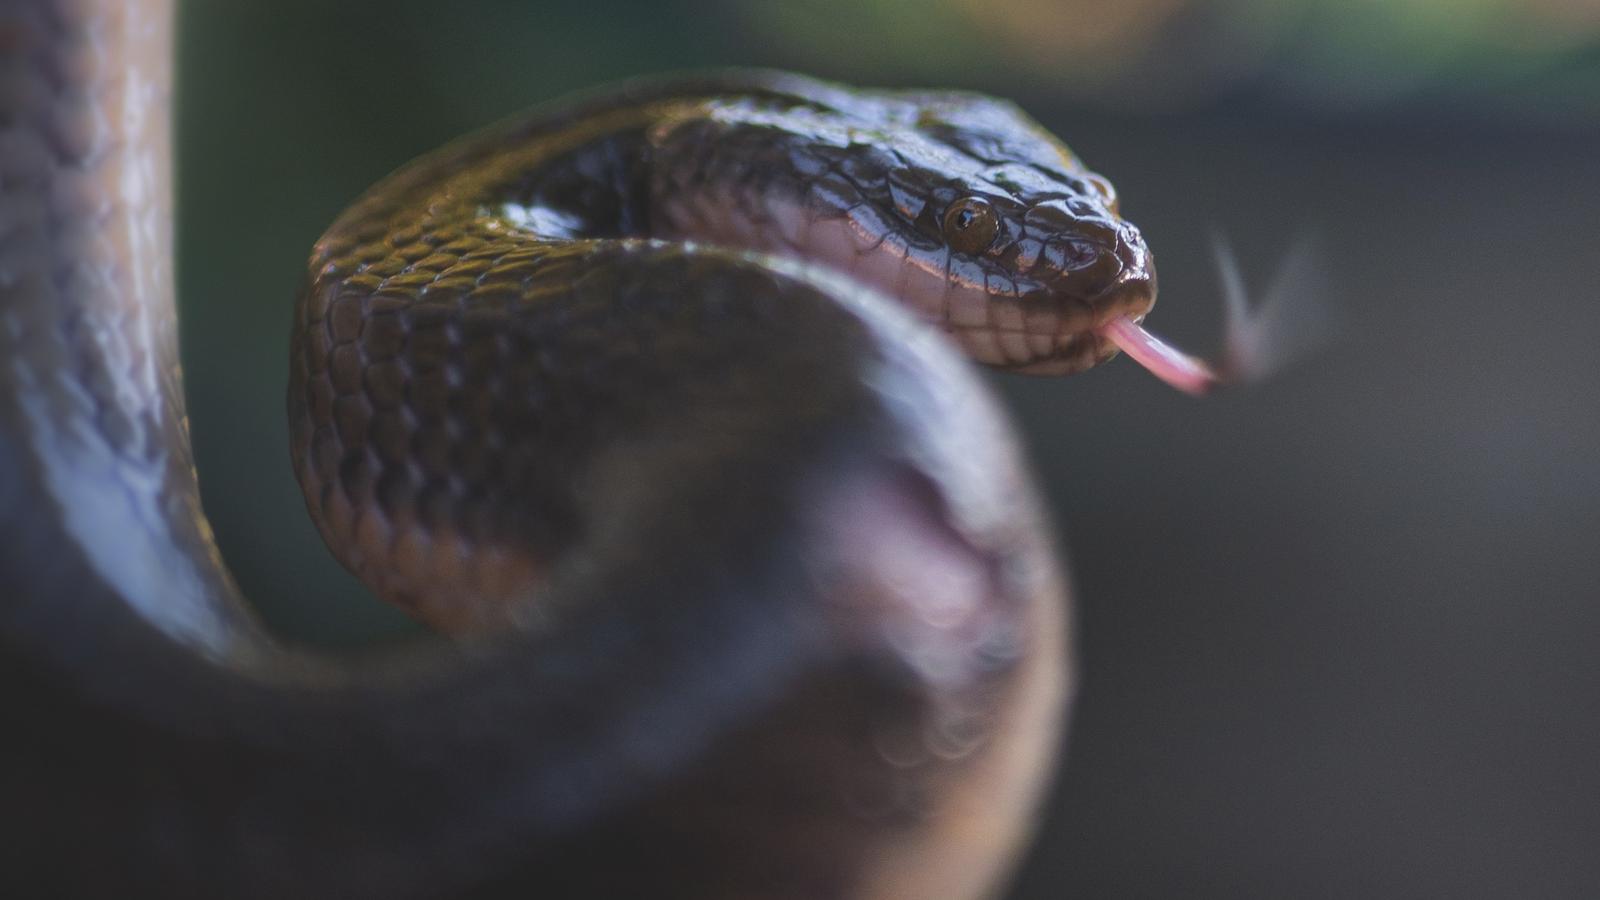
top-left (0, 1), bottom-right (1235, 897)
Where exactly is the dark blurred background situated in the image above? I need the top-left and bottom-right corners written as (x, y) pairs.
top-left (176, 1), bottom-right (1600, 897)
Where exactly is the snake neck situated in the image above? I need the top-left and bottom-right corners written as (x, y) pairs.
top-left (0, 0), bottom-right (269, 666)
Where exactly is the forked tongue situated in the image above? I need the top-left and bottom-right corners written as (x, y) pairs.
top-left (1099, 233), bottom-right (1330, 395)
top-left (1101, 317), bottom-right (1219, 395)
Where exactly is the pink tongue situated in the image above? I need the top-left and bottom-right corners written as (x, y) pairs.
top-left (1099, 316), bottom-right (1220, 396)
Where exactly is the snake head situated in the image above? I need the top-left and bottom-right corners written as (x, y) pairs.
top-left (822, 93), bottom-right (1165, 377)
top-left (906, 158), bottom-right (1160, 377)
top-left (652, 83), bottom-right (1257, 389)
top-left (878, 93), bottom-right (1169, 376)
top-left (650, 89), bottom-right (1157, 375)
top-left (886, 97), bottom-right (1322, 394)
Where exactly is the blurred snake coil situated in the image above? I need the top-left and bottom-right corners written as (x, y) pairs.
top-left (0, 1), bottom-right (1186, 897)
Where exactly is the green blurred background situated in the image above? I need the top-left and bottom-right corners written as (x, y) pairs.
top-left (176, 1), bottom-right (1600, 897)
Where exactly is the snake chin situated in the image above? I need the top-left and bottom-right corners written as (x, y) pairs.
top-left (941, 325), bottom-right (1113, 375)
top-left (947, 275), bottom-right (1156, 375)
top-left (1012, 334), bottom-right (1124, 376)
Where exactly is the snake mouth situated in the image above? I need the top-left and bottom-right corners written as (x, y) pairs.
top-left (956, 275), bottom-right (1156, 376)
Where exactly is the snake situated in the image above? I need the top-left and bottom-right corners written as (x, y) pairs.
top-left (0, 0), bottom-right (1220, 897)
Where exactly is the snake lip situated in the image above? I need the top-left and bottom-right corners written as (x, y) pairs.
top-left (997, 272), bottom-right (1156, 376)
top-left (1086, 262), bottom-right (1158, 328)
top-left (1006, 333), bottom-right (1113, 376)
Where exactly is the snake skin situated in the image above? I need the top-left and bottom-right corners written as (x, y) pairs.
top-left (1, 2), bottom-right (1081, 898)
top-left (291, 72), bottom-right (1149, 631)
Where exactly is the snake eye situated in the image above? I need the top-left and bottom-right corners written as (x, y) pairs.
top-left (942, 197), bottom-right (1000, 255)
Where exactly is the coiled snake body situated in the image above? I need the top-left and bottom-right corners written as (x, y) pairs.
top-left (0, 1), bottom-right (1183, 897)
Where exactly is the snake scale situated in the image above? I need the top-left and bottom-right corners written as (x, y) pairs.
top-left (0, 0), bottom-right (1210, 896)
